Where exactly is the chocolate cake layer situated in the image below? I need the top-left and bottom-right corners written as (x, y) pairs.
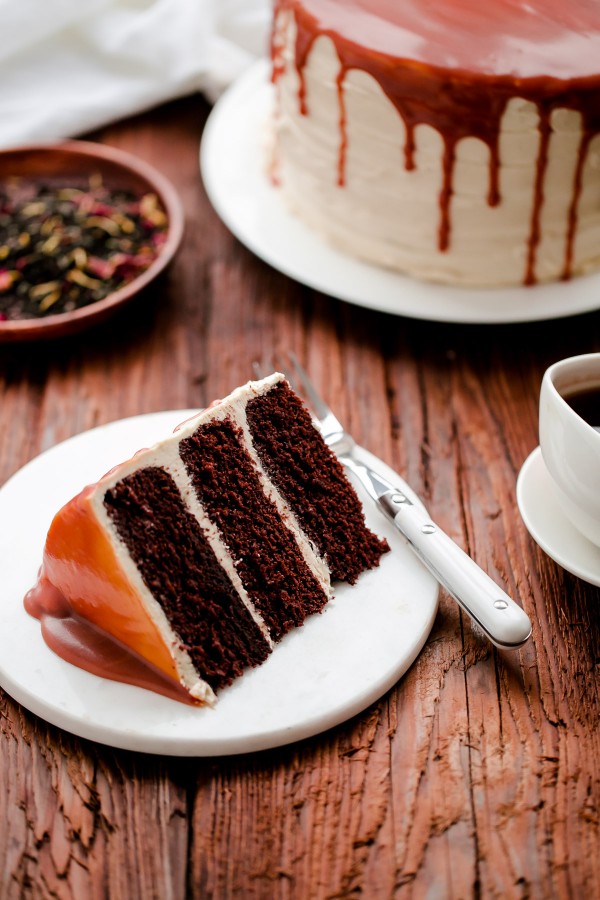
top-left (180, 417), bottom-right (328, 641)
top-left (245, 381), bottom-right (389, 583)
top-left (103, 467), bottom-right (271, 691)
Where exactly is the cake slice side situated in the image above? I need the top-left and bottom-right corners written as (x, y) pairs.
top-left (25, 373), bottom-right (385, 704)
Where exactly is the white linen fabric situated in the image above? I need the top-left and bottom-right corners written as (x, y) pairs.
top-left (0, 0), bottom-right (271, 148)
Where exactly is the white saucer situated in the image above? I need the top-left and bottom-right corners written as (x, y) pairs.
top-left (517, 446), bottom-right (600, 586)
top-left (0, 411), bottom-right (438, 756)
top-left (200, 60), bottom-right (600, 325)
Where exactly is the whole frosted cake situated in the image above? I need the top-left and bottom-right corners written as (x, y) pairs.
top-left (270, 0), bottom-right (600, 286)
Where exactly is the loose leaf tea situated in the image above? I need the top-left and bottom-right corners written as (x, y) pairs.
top-left (0, 175), bottom-right (169, 321)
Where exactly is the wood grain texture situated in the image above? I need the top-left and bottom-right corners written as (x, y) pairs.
top-left (0, 96), bottom-right (598, 900)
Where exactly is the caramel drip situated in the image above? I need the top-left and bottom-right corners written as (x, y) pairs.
top-left (488, 137), bottom-right (501, 208)
top-left (562, 132), bottom-right (592, 281)
top-left (439, 140), bottom-right (456, 253)
top-left (25, 576), bottom-right (197, 706)
top-left (404, 123), bottom-right (416, 172)
top-left (525, 107), bottom-right (552, 286)
top-left (335, 68), bottom-right (348, 187)
top-left (273, 0), bottom-right (600, 283)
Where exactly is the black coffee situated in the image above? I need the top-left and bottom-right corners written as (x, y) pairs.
top-left (563, 384), bottom-right (600, 428)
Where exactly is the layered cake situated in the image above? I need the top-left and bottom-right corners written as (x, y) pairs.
top-left (25, 374), bottom-right (388, 705)
top-left (270, 0), bottom-right (600, 286)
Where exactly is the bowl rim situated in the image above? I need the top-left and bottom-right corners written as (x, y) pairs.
top-left (0, 139), bottom-right (185, 342)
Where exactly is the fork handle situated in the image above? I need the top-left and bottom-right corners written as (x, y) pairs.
top-left (378, 491), bottom-right (532, 649)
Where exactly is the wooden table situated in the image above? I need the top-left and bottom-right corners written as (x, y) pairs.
top-left (1, 93), bottom-right (598, 900)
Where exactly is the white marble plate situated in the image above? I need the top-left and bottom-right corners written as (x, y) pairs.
top-left (200, 60), bottom-right (600, 325)
top-left (0, 412), bottom-right (438, 756)
top-left (517, 446), bottom-right (600, 586)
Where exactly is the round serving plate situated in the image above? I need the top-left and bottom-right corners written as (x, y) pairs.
top-left (0, 411), bottom-right (439, 756)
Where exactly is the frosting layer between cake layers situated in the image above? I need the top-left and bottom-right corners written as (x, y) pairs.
top-left (271, 0), bottom-right (600, 287)
top-left (26, 374), bottom-right (388, 705)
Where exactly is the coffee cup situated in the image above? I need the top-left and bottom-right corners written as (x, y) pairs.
top-left (539, 353), bottom-right (600, 547)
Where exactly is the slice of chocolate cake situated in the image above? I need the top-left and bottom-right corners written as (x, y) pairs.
top-left (25, 374), bottom-right (389, 705)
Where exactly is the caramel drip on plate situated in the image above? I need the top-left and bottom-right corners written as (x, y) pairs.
top-left (25, 576), bottom-right (196, 705)
top-left (273, 0), bottom-right (600, 284)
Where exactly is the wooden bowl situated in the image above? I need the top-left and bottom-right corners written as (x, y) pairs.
top-left (0, 140), bottom-right (184, 342)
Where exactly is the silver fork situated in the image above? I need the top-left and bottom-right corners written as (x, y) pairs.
top-left (258, 353), bottom-right (532, 650)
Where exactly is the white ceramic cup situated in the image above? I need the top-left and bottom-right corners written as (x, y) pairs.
top-left (539, 352), bottom-right (600, 547)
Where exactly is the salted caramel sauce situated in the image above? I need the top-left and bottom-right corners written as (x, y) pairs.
top-left (25, 576), bottom-right (196, 705)
top-left (24, 484), bottom-right (200, 706)
top-left (272, 0), bottom-right (600, 284)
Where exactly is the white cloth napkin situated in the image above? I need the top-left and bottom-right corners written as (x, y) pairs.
top-left (0, 0), bottom-right (271, 149)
